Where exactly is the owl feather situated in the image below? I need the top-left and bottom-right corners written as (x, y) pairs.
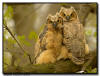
top-left (34, 14), bottom-right (68, 64)
top-left (58, 6), bottom-right (89, 65)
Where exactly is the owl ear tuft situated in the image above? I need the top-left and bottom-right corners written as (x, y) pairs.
top-left (70, 6), bottom-right (79, 20)
top-left (47, 14), bottom-right (52, 20)
top-left (56, 12), bottom-right (59, 17)
top-left (61, 7), bottom-right (66, 10)
top-left (70, 6), bottom-right (77, 13)
top-left (70, 6), bottom-right (74, 10)
top-left (59, 7), bottom-right (65, 15)
top-left (60, 7), bottom-right (66, 12)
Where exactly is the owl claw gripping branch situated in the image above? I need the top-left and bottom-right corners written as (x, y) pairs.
top-left (34, 7), bottom-right (89, 65)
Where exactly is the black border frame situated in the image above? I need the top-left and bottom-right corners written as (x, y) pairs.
top-left (2, 2), bottom-right (98, 75)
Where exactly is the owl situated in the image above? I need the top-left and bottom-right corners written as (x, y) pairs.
top-left (34, 13), bottom-right (68, 64)
top-left (33, 26), bottom-right (47, 63)
top-left (58, 7), bottom-right (89, 65)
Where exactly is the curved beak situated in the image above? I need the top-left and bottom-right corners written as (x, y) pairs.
top-left (66, 16), bottom-right (70, 21)
top-left (53, 22), bottom-right (57, 28)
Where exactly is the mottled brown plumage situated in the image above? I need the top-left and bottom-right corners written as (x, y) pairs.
top-left (34, 14), bottom-right (68, 64)
top-left (58, 7), bottom-right (89, 65)
top-left (34, 7), bottom-right (89, 65)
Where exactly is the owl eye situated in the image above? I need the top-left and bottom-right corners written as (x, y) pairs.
top-left (70, 13), bottom-right (74, 17)
top-left (63, 13), bottom-right (66, 17)
top-left (47, 20), bottom-right (52, 24)
top-left (70, 11), bottom-right (77, 18)
top-left (57, 20), bottom-right (60, 22)
top-left (57, 17), bottom-right (62, 23)
top-left (47, 18), bottom-right (53, 24)
top-left (49, 21), bottom-right (52, 23)
top-left (57, 19), bottom-right (61, 23)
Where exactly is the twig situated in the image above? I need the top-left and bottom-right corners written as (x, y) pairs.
top-left (4, 25), bottom-right (33, 64)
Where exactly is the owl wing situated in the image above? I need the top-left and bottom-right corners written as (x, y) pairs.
top-left (72, 23), bottom-right (86, 64)
top-left (79, 24), bottom-right (89, 55)
top-left (39, 26), bottom-right (48, 43)
top-left (34, 25), bottom-right (48, 63)
top-left (63, 22), bottom-right (86, 65)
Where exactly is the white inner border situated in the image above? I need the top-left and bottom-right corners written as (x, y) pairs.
top-left (0, 0), bottom-right (99, 76)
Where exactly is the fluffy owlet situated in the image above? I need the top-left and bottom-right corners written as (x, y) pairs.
top-left (34, 14), bottom-right (67, 64)
top-left (58, 7), bottom-right (89, 65)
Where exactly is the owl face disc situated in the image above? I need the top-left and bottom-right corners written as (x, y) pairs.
top-left (59, 7), bottom-right (78, 22)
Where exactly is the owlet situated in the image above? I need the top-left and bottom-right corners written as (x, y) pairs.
top-left (58, 7), bottom-right (89, 65)
top-left (34, 13), bottom-right (67, 64)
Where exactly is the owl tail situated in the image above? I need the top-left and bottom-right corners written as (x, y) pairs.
top-left (68, 54), bottom-right (84, 65)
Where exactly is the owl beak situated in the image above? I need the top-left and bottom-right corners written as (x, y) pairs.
top-left (53, 22), bottom-right (57, 28)
top-left (66, 16), bottom-right (70, 21)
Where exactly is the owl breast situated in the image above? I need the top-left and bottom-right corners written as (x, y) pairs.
top-left (63, 22), bottom-right (85, 59)
top-left (69, 39), bottom-right (85, 57)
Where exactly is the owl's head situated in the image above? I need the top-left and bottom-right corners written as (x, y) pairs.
top-left (46, 14), bottom-right (63, 29)
top-left (59, 7), bottom-right (79, 22)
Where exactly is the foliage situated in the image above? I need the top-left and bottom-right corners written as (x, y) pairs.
top-left (4, 4), bottom-right (13, 19)
top-left (85, 29), bottom-right (92, 36)
top-left (94, 31), bottom-right (97, 38)
top-left (86, 66), bottom-right (97, 73)
top-left (3, 4), bottom-right (13, 39)
top-left (28, 31), bottom-right (38, 42)
top-left (14, 58), bottom-right (21, 67)
top-left (3, 4), bottom-right (16, 49)
top-left (4, 52), bottom-right (12, 71)
top-left (85, 28), bottom-right (97, 38)
top-left (18, 35), bottom-right (31, 46)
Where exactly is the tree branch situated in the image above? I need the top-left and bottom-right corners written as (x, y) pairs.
top-left (4, 25), bottom-right (33, 64)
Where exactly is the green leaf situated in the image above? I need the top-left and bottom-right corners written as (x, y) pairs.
top-left (7, 37), bottom-right (16, 44)
top-left (90, 68), bottom-right (97, 73)
top-left (23, 41), bottom-right (31, 46)
top-left (14, 59), bottom-right (21, 67)
top-left (18, 35), bottom-right (31, 46)
top-left (85, 30), bottom-right (92, 36)
top-left (28, 31), bottom-right (38, 41)
top-left (94, 31), bottom-right (97, 38)
top-left (18, 35), bottom-right (25, 40)
top-left (87, 68), bottom-right (97, 73)
top-left (85, 66), bottom-right (97, 73)
top-left (4, 52), bottom-right (12, 70)
top-left (23, 52), bottom-right (28, 58)
top-left (4, 5), bottom-right (13, 19)
top-left (3, 18), bottom-right (6, 25)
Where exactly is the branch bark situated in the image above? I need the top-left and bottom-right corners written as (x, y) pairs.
top-left (4, 51), bottom-right (96, 74)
